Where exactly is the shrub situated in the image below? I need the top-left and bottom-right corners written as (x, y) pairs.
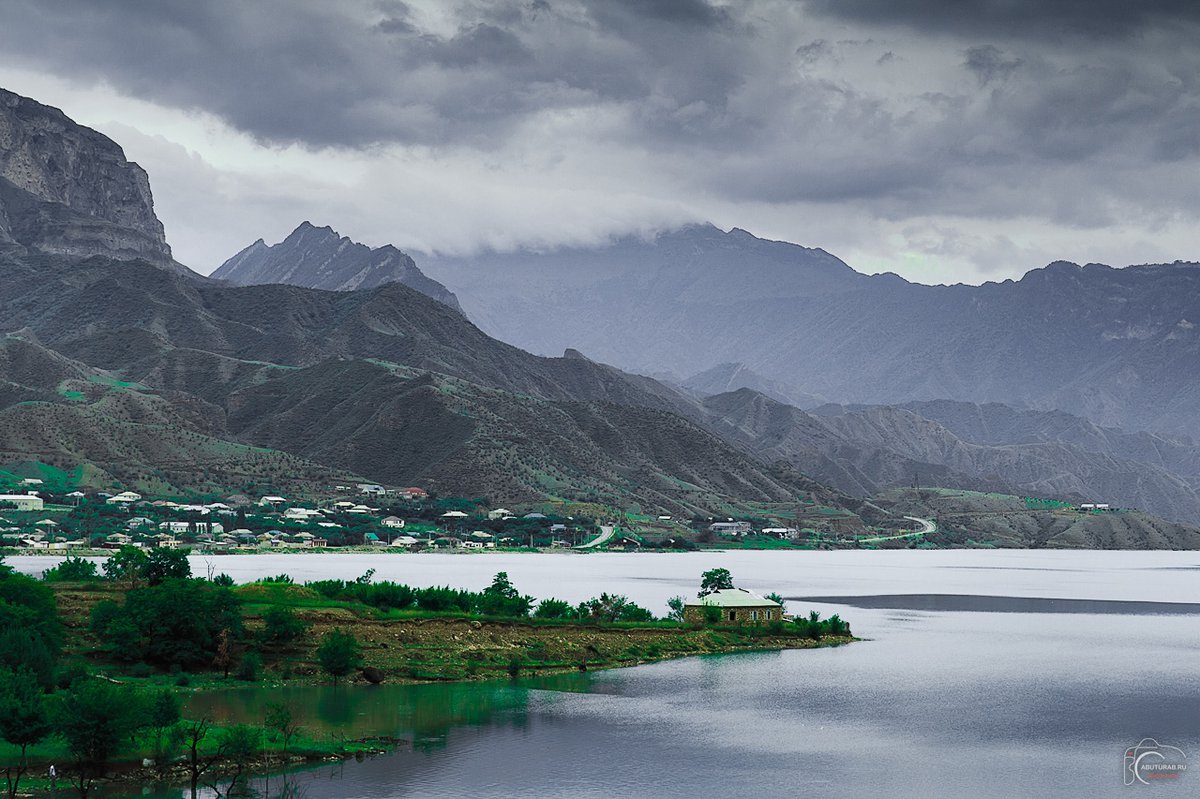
top-left (577, 593), bottom-right (654, 623)
top-left (258, 606), bottom-right (308, 646)
top-left (316, 630), bottom-right (362, 681)
top-left (533, 598), bottom-right (575, 619)
top-left (41, 556), bottom-right (99, 582)
top-left (127, 663), bottom-right (154, 678)
top-left (236, 652), bottom-right (261, 682)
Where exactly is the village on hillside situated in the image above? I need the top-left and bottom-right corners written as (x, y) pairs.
top-left (0, 469), bottom-right (1134, 554)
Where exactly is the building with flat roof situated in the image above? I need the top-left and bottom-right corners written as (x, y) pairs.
top-left (0, 494), bottom-right (44, 511)
top-left (683, 588), bottom-right (783, 624)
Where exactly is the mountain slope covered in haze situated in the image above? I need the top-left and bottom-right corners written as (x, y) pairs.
top-left (703, 389), bottom-right (1200, 525)
top-left (215, 222), bottom-right (461, 311)
top-left (421, 228), bottom-right (1200, 438)
top-left (0, 249), bottom-right (830, 512)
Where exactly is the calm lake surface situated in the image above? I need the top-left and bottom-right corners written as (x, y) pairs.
top-left (16, 550), bottom-right (1200, 797)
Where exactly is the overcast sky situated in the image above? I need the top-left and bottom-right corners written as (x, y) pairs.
top-left (1, 0), bottom-right (1197, 283)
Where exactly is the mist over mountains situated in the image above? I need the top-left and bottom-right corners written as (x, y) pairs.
top-left (418, 230), bottom-right (1200, 440)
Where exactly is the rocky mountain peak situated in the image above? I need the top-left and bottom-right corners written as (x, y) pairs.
top-left (212, 222), bottom-right (462, 312)
top-left (0, 87), bottom-right (175, 267)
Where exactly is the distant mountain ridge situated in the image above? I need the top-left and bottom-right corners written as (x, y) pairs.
top-left (419, 223), bottom-right (867, 361)
top-left (679, 362), bottom-right (823, 408)
top-left (702, 389), bottom-right (1200, 525)
top-left (214, 222), bottom-right (462, 311)
top-left (418, 228), bottom-right (1200, 438)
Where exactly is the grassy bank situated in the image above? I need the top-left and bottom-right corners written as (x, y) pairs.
top-left (53, 581), bottom-right (853, 685)
top-left (2, 573), bottom-right (852, 796)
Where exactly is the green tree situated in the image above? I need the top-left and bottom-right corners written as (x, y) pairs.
top-left (219, 725), bottom-right (261, 795)
top-left (765, 592), bottom-right (786, 607)
top-left (264, 703), bottom-right (301, 755)
top-left (316, 629), bottom-right (362, 681)
top-left (52, 679), bottom-right (142, 797)
top-left (258, 606), bottom-right (308, 646)
top-left (90, 579), bottom-right (243, 669)
top-left (0, 570), bottom-right (62, 688)
top-left (478, 572), bottom-right (532, 617)
top-left (666, 596), bottom-right (686, 622)
top-left (0, 668), bottom-right (51, 799)
top-left (699, 568), bottom-right (734, 597)
top-left (102, 546), bottom-right (149, 588)
top-left (577, 593), bottom-right (654, 623)
top-left (235, 651), bottom-right (261, 682)
top-left (147, 690), bottom-right (181, 766)
top-left (806, 610), bottom-right (824, 640)
top-left (144, 548), bottom-right (191, 585)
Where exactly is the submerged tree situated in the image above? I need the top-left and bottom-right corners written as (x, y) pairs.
top-left (52, 678), bottom-right (142, 798)
top-left (264, 703), bottom-right (302, 756)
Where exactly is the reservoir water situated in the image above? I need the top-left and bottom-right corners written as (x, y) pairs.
top-left (15, 550), bottom-right (1200, 797)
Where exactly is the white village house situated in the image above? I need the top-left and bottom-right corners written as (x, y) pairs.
top-left (0, 494), bottom-right (44, 511)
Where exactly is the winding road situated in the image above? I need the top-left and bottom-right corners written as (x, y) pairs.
top-left (576, 524), bottom-right (617, 549)
top-left (856, 516), bottom-right (936, 543)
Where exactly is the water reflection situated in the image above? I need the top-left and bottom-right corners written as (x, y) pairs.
top-left (187, 673), bottom-right (593, 745)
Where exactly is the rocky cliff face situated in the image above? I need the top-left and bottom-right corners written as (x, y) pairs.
top-left (214, 222), bottom-right (462, 312)
top-left (0, 88), bottom-right (174, 266)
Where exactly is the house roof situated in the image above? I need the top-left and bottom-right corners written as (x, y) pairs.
top-left (683, 588), bottom-right (781, 608)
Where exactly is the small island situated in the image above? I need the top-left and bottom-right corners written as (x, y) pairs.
top-left (0, 555), bottom-right (852, 797)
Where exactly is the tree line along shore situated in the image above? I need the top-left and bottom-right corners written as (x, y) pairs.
top-left (0, 552), bottom-right (852, 797)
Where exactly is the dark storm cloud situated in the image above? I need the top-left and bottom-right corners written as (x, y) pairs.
top-left (0, 0), bottom-right (749, 148)
top-left (2, 0), bottom-right (1199, 276)
top-left (803, 0), bottom-right (1200, 39)
top-left (963, 46), bottom-right (1022, 87)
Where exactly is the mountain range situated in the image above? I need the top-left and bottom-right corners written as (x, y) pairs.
top-left (0, 88), bottom-right (857, 516)
top-left (3, 85), bottom-right (1200, 547)
top-left (416, 229), bottom-right (1200, 440)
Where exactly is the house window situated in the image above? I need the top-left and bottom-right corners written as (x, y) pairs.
top-left (750, 610), bottom-right (758, 621)
top-left (728, 610), bottom-right (736, 621)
